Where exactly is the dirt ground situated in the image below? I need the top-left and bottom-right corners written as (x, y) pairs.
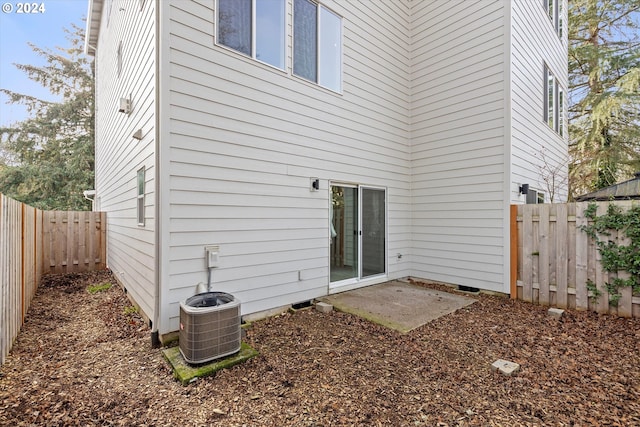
top-left (1, 270), bottom-right (639, 426)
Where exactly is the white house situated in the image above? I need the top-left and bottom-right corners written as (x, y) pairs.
top-left (85, 0), bottom-right (568, 344)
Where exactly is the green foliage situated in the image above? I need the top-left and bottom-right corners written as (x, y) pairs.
top-left (581, 203), bottom-right (640, 305)
top-left (0, 24), bottom-right (94, 210)
top-left (87, 282), bottom-right (112, 294)
top-left (585, 279), bottom-right (602, 301)
top-left (123, 305), bottom-right (138, 316)
top-left (568, 0), bottom-right (640, 198)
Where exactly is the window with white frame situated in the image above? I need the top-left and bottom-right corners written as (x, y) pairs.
top-left (558, 0), bottom-right (563, 38)
top-left (526, 188), bottom-right (545, 204)
top-left (106, 0), bottom-right (113, 27)
top-left (217, 0), bottom-right (286, 70)
top-left (293, 0), bottom-right (342, 92)
top-left (545, 66), bottom-right (555, 130)
top-left (526, 188), bottom-right (544, 205)
top-left (544, 64), bottom-right (565, 136)
top-left (558, 88), bottom-right (565, 137)
top-left (117, 41), bottom-right (123, 78)
top-left (545, 0), bottom-right (563, 37)
top-left (137, 167), bottom-right (145, 226)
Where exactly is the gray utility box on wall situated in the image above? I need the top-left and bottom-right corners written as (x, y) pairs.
top-left (179, 292), bottom-right (241, 364)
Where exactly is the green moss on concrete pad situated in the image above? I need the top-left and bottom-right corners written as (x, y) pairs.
top-left (162, 342), bottom-right (258, 385)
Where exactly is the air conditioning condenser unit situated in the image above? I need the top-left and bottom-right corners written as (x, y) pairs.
top-left (179, 292), bottom-right (241, 364)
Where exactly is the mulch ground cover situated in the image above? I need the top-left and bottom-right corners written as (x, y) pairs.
top-left (1, 270), bottom-right (639, 426)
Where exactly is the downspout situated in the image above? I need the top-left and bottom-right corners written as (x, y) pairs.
top-left (502, 0), bottom-right (514, 296)
top-left (150, 0), bottom-right (161, 348)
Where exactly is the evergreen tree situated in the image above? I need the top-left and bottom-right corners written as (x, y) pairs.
top-left (568, 0), bottom-right (640, 198)
top-left (0, 24), bottom-right (94, 210)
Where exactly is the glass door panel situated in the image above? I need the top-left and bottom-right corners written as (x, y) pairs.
top-left (330, 186), bottom-right (358, 283)
top-left (361, 187), bottom-right (385, 278)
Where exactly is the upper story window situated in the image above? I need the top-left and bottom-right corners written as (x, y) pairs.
top-left (544, 64), bottom-right (565, 137)
top-left (293, 0), bottom-right (342, 92)
top-left (117, 41), bottom-right (123, 78)
top-left (217, 0), bottom-right (286, 70)
top-left (558, 1), bottom-right (563, 38)
top-left (106, 0), bottom-right (113, 27)
top-left (545, 0), bottom-right (563, 38)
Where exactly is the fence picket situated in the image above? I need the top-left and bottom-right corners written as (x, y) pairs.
top-left (595, 203), bottom-right (609, 314)
top-left (555, 203), bottom-right (568, 308)
top-left (1, 194), bottom-right (7, 365)
top-left (539, 204), bottom-right (550, 306)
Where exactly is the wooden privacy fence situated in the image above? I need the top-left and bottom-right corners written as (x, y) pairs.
top-left (0, 194), bottom-right (106, 365)
top-left (512, 201), bottom-right (640, 318)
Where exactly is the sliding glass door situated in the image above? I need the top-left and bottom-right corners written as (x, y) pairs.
top-left (330, 184), bottom-right (386, 287)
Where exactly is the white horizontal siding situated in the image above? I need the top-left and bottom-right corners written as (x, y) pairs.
top-left (511, 0), bottom-right (568, 202)
top-left (160, 0), bottom-right (413, 333)
top-left (93, 0), bottom-right (156, 320)
top-left (409, 0), bottom-right (508, 293)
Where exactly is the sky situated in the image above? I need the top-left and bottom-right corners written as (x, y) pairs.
top-left (0, 0), bottom-right (87, 127)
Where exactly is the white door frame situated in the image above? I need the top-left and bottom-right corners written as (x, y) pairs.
top-left (329, 182), bottom-right (387, 291)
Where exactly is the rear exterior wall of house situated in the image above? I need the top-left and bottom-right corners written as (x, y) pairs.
top-left (89, 0), bottom-right (568, 338)
top-left (159, 0), bottom-right (414, 334)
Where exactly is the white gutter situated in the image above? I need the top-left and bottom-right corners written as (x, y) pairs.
top-left (84, 0), bottom-right (94, 55)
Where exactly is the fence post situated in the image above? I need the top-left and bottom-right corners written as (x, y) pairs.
top-left (21, 203), bottom-right (25, 323)
top-left (539, 204), bottom-right (550, 306)
top-left (522, 205), bottom-right (534, 302)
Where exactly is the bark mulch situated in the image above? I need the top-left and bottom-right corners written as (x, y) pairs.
top-left (1, 270), bottom-right (639, 426)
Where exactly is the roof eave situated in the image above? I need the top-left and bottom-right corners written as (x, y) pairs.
top-left (84, 0), bottom-right (104, 56)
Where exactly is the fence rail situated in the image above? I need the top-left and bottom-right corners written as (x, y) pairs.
top-left (0, 194), bottom-right (106, 365)
top-left (512, 202), bottom-right (640, 318)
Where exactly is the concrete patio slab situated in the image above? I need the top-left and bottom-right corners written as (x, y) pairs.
top-left (319, 280), bottom-right (477, 333)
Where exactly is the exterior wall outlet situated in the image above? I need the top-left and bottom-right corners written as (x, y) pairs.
top-left (205, 245), bottom-right (220, 268)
